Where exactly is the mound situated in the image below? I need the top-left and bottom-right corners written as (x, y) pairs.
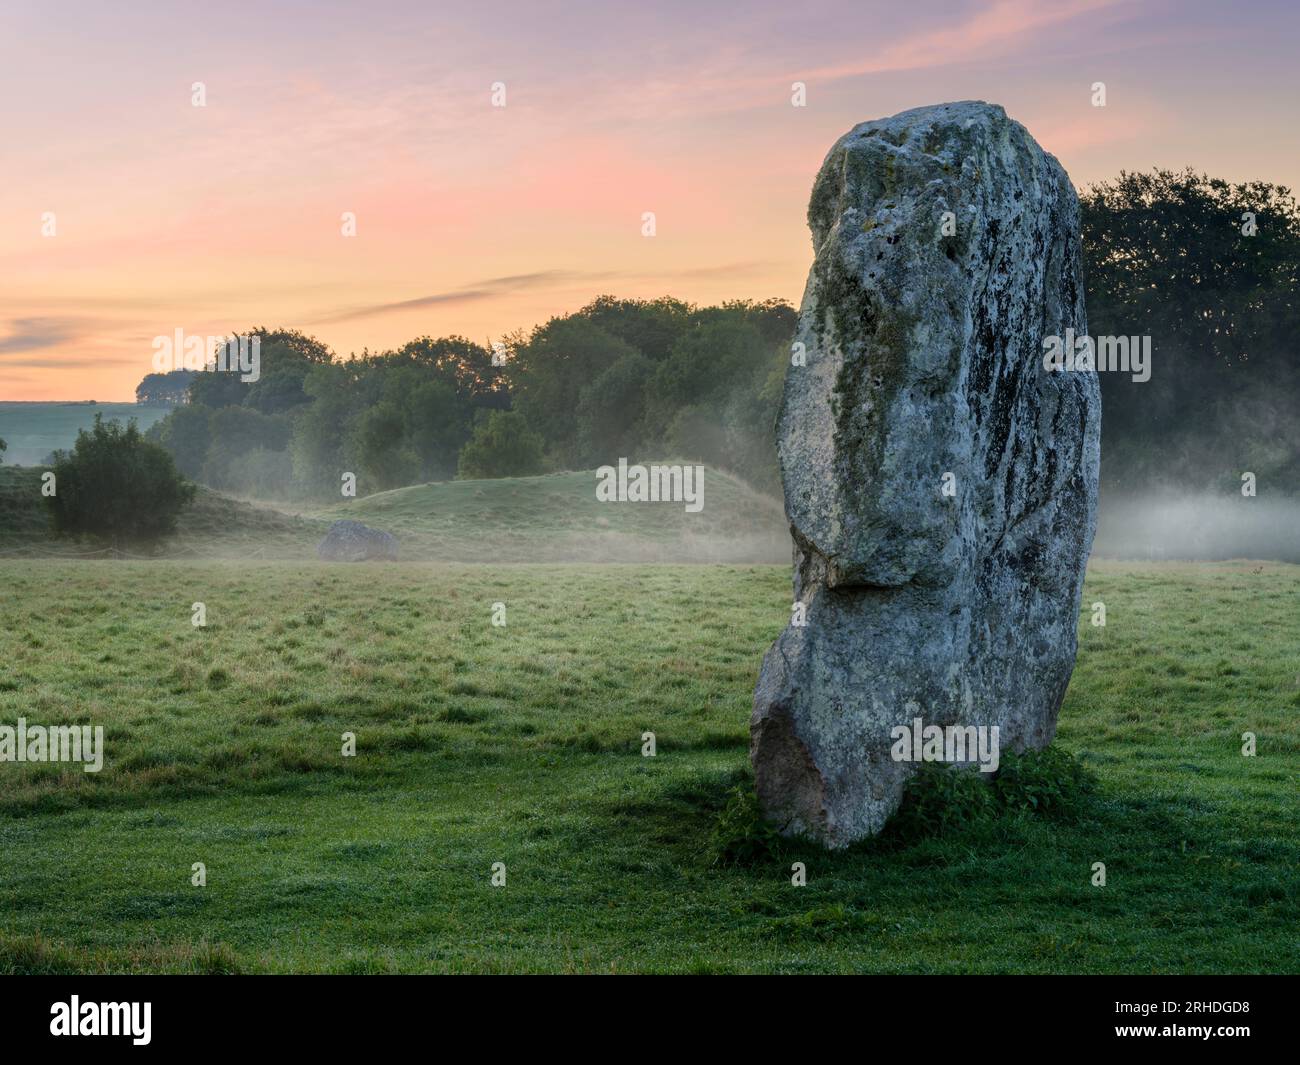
top-left (0, 465), bottom-right (788, 563)
top-left (309, 466), bottom-right (787, 563)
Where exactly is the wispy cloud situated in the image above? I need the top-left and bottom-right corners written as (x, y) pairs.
top-left (799, 0), bottom-right (1124, 82)
top-left (0, 357), bottom-right (139, 369)
top-left (4, 0), bottom-right (1291, 400)
top-left (0, 317), bottom-right (92, 356)
top-left (316, 271), bottom-right (613, 323)
top-left (317, 263), bottom-right (778, 324)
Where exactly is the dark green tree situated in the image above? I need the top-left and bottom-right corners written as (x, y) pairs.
top-left (576, 352), bottom-right (653, 464)
top-left (577, 295), bottom-right (694, 362)
top-left (291, 362), bottom-right (364, 496)
top-left (187, 328), bottom-right (334, 412)
top-left (390, 335), bottom-right (506, 404)
top-left (201, 407), bottom-right (292, 491)
top-left (155, 403), bottom-right (213, 478)
top-left (1081, 168), bottom-right (1300, 493)
top-left (510, 318), bottom-right (638, 468)
top-left (457, 410), bottom-right (546, 479)
top-left (401, 376), bottom-right (473, 481)
top-left (644, 312), bottom-right (771, 442)
top-left (187, 368), bottom-right (247, 409)
top-left (45, 415), bottom-right (196, 548)
top-left (242, 328), bottom-right (336, 413)
top-left (135, 370), bottom-right (195, 405)
top-left (347, 399), bottom-right (422, 491)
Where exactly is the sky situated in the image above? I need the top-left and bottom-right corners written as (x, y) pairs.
top-left (2, 0), bottom-right (1298, 400)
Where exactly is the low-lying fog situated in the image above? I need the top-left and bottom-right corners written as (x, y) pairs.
top-left (1092, 494), bottom-right (1300, 563)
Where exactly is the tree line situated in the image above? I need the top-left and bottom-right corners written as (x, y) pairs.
top-left (85, 166), bottom-right (1291, 511)
top-left (144, 298), bottom-right (797, 500)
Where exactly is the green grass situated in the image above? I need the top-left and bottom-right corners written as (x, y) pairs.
top-left (0, 464), bottom-right (787, 562)
top-left (0, 466), bottom-right (319, 560)
top-left (306, 467), bottom-right (787, 562)
top-left (0, 559), bottom-right (1295, 973)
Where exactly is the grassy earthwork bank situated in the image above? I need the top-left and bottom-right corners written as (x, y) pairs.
top-left (0, 558), bottom-right (1296, 973)
top-left (0, 465), bottom-right (787, 562)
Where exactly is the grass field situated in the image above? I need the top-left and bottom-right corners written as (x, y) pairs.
top-left (0, 559), bottom-right (1296, 973)
top-left (0, 465), bottom-right (788, 562)
top-left (307, 468), bottom-right (788, 562)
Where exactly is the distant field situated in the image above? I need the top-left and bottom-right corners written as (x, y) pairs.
top-left (0, 559), bottom-right (1295, 973)
top-left (0, 402), bottom-right (172, 467)
top-left (0, 465), bottom-right (788, 563)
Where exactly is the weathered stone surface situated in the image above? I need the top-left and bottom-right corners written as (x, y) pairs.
top-left (317, 519), bottom-right (399, 562)
top-left (751, 101), bottom-right (1100, 848)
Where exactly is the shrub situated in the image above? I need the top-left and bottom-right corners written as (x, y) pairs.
top-left (886, 746), bottom-right (1098, 844)
top-left (991, 745), bottom-right (1097, 818)
top-left (456, 410), bottom-right (546, 479)
top-left (711, 785), bottom-right (781, 866)
top-left (44, 415), bottom-right (196, 548)
top-left (886, 761), bottom-right (998, 841)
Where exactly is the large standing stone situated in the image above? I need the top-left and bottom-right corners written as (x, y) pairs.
top-left (317, 519), bottom-right (399, 562)
top-left (751, 102), bottom-right (1100, 848)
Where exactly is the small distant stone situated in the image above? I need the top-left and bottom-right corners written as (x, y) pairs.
top-left (317, 519), bottom-right (399, 562)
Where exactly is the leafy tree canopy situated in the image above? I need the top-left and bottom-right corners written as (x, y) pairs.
top-left (45, 415), bottom-right (196, 547)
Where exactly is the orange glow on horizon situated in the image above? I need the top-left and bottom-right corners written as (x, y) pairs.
top-left (3, 0), bottom-right (1297, 401)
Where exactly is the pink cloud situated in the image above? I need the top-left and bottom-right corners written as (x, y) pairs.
top-left (802, 0), bottom-right (1126, 82)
